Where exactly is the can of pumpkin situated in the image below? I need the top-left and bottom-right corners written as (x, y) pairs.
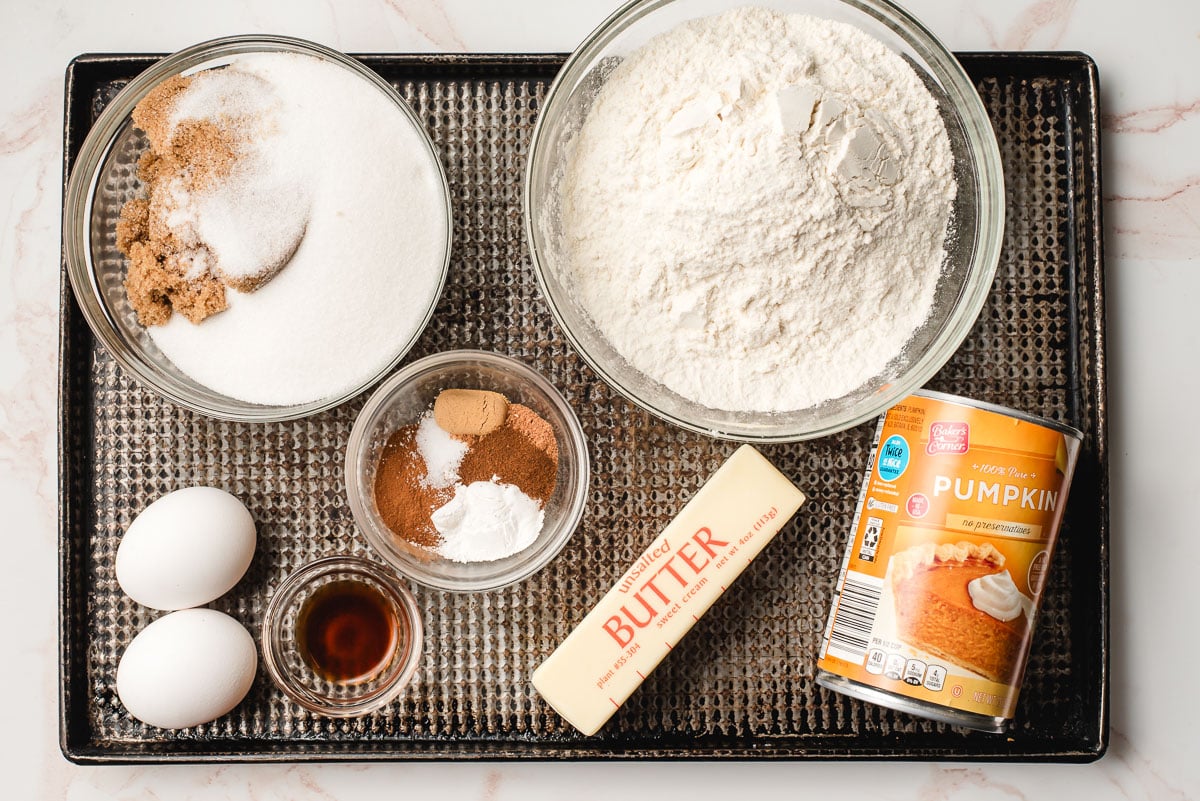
top-left (815, 390), bottom-right (1082, 732)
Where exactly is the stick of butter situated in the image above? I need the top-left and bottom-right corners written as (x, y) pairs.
top-left (532, 444), bottom-right (806, 735)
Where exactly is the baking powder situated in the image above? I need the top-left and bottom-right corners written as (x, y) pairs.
top-left (560, 8), bottom-right (957, 412)
top-left (431, 480), bottom-right (544, 563)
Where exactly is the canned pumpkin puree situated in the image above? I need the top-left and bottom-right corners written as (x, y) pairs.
top-left (816, 390), bottom-right (1082, 732)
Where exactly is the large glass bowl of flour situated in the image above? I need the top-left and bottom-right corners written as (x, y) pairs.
top-left (525, 0), bottom-right (1004, 442)
top-left (65, 36), bottom-right (452, 422)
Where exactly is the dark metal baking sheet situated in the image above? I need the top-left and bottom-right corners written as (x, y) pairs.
top-left (59, 52), bottom-right (1107, 763)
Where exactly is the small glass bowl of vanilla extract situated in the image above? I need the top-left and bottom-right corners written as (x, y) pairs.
top-left (262, 555), bottom-right (422, 716)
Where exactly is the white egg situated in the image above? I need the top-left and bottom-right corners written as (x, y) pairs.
top-left (117, 486), bottom-right (256, 610)
top-left (116, 608), bottom-right (257, 729)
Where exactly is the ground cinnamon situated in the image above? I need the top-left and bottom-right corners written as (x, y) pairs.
top-left (372, 424), bottom-right (449, 548)
top-left (372, 397), bottom-right (559, 557)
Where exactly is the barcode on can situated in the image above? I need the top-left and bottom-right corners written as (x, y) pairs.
top-left (824, 571), bottom-right (884, 664)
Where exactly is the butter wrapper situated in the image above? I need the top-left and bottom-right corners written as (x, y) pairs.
top-left (532, 445), bottom-right (806, 735)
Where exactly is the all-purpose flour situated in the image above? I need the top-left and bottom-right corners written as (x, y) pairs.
top-left (560, 8), bottom-right (957, 412)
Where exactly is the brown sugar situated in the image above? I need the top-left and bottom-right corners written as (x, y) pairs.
top-left (130, 74), bottom-right (241, 190)
top-left (131, 75), bottom-right (193, 151)
top-left (118, 75), bottom-right (239, 326)
top-left (118, 197), bottom-right (226, 326)
top-left (116, 68), bottom-right (297, 326)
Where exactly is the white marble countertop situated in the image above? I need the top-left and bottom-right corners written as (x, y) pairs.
top-left (3, 0), bottom-right (1197, 797)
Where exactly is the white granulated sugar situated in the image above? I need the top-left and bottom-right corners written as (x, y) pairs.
top-left (416, 412), bottom-right (468, 489)
top-left (148, 53), bottom-right (448, 405)
top-left (192, 151), bottom-right (312, 288)
top-left (431, 481), bottom-right (544, 563)
top-left (560, 8), bottom-right (957, 412)
top-left (168, 68), bottom-right (278, 131)
top-left (165, 66), bottom-right (308, 287)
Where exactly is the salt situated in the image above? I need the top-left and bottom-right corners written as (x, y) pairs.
top-left (146, 53), bottom-right (448, 405)
top-left (415, 412), bottom-right (468, 489)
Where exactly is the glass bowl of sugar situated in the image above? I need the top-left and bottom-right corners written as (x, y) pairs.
top-left (345, 350), bottom-right (591, 593)
top-left (524, 0), bottom-right (1004, 442)
top-left (64, 35), bottom-right (452, 421)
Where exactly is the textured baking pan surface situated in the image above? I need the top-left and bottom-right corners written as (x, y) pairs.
top-left (59, 53), bottom-right (1107, 762)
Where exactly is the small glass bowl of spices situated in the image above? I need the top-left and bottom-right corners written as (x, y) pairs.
top-left (261, 555), bottom-right (423, 716)
top-left (346, 350), bottom-right (590, 592)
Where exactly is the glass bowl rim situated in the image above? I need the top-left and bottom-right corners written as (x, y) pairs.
top-left (260, 554), bottom-right (424, 717)
top-left (63, 33), bottom-right (453, 423)
top-left (522, 0), bottom-right (1005, 443)
top-left (345, 348), bottom-right (592, 593)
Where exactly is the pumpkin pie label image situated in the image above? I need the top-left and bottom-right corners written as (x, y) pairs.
top-left (816, 391), bottom-right (1082, 731)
